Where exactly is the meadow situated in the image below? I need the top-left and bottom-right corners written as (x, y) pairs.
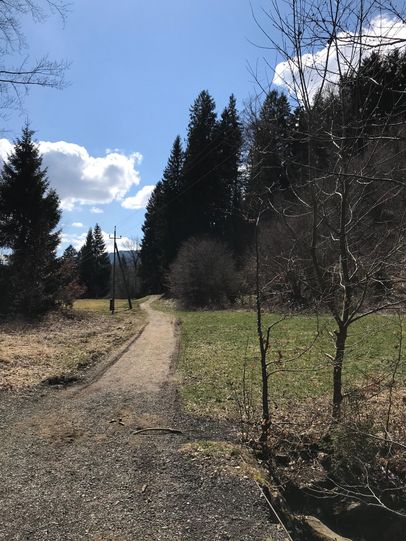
top-left (156, 299), bottom-right (405, 421)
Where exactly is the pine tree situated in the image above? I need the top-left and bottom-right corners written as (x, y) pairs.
top-left (0, 125), bottom-right (61, 315)
top-left (181, 90), bottom-right (218, 239)
top-left (59, 245), bottom-right (85, 307)
top-left (246, 90), bottom-right (292, 213)
top-left (140, 181), bottom-right (166, 293)
top-left (78, 229), bottom-right (96, 297)
top-left (92, 223), bottom-right (111, 297)
top-left (140, 136), bottom-right (185, 293)
top-left (215, 95), bottom-right (243, 249)
top-left (61, 245), bottom-right (79, 285)
top-left (78, 225), bottom-right (111, 298)
top-left (160, 135), bottom-right (185, 265)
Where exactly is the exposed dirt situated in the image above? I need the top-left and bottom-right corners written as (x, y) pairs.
top-left (0, 298), bottom-right (282, 540)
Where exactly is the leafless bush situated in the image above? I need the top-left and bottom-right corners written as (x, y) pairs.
top-left (168, 236), bottom-right (241, 308)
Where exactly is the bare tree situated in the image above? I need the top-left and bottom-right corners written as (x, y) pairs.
top-left (252, 0), bottom-right (406, 422)
top-left (0, 0), bottom-right (68, 115)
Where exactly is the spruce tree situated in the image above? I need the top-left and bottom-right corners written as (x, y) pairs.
top-left (78, 229), bottom-right (96, 297)
top-left (181, 90), bottom-right (218, 239)
top-left (215, 95), bottom-right (243, 249)
top-left (93, 223), bottom-right (111, 297)
top-left (246, 90), bottom-right (292, 213)
top-left (140, 137), bottom-right (185, 293)
top-left (140, 181), bottom-right (166, 293)
top-left (78, 225), bottom-right (111, 298)
top-left (59, 245), bottom-right (84, 307)
top-left (0, 126), bottom-right (61, 315)
top-left (61, 245), bottom-right (79, 285)
top-left (160, 135), bottom-right (185, 265)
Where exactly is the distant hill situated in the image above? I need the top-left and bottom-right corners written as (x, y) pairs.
top-left (108, 250), bottom-right (139, 265)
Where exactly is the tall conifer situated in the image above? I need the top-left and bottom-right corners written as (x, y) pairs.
top-left (140, 137), bottom-right (185, 292)
top-left (215, 95), bottom-right (243, 249)
top-left (93, 224), bottom-right (111, 297)
top-left (181, 90), bottom-right (218, 238)
top-left (0, 126), bottom-right (61, 315)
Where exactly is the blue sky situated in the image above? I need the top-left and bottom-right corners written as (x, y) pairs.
top-left (0, 0), bottom-right (275, 252)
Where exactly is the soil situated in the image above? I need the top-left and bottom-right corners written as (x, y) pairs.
top-left (0, 298), bottom-right (283, 540)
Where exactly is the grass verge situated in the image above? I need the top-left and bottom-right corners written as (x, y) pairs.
top-left (155, 298), bottom-right (405, 420)
top-left (0, 298), bottom-right (147, 390)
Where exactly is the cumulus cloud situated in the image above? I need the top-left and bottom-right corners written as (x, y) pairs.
top-left (122, 185), bottom-right (155, 210)
top-left (0, 139), bottom-right (143, 211)
top-left (90, 206), bottom-right (104, 214)
top-left (273, 15), bottom-right (406, 101)
top-left (72, 222), bottom-right (84, 228)
top-left (61, 231), bottom-right (88, 251)
top-left (61, 230), bottom-right (131, 252)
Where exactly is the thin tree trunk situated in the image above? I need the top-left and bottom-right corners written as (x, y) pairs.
top-left (332, 327), bottom-right (347, 421)
top-left (255, 217), bottom-right (270, 442)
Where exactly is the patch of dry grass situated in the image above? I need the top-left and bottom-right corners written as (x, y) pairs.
top-left (0, 299), bottom-right (146, 390)
top-left (180, 439), bottom-right (267, 484)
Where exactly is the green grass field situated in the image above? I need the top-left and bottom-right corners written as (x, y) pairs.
top-left (156, 299), bottom-right (405, 418)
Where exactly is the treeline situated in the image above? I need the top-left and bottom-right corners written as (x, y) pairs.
top-left (141, 49), bottom-right (406, 309)
top-left (140, 92), bottom-right (243, 293)
top-left (0, 127), bottom-right (136, 317)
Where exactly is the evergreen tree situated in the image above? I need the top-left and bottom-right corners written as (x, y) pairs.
top-left (215, 95), bottom-right (243, 249)
top-left (246, 90), bottom-right (292, 213)
top-left (93, 223), bottom-right (111, 297)
top-left (140, 181), bottom-right (166, 293)
top-left (180, 90), bottom-right (218, 239)
top-left (160, 135), bottom-right (185, 264)
top-left (59, 245), bottom-right (84, 307)
top-left (61, 245), bottom-right (79, 283)
top-left (0, 125), bottom-right (61, 315)
top-left (78, 226), bottom-right (111, 298)
top-left (140, 137), bottom-right (185, 293)
top-left (78, 229), bottom-right (96, 297)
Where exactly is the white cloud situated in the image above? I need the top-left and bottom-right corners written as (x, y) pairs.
top-left (72, 222), bottom-right (84, 228)
top-left (273, 15), bottom-right (406, 101)
top-left (61, 230), bottom-right (131, 252)
top-left (102, 232), bottom-right (132, 253)
top-left (61, 231), bottom-right (88, 251)
top-left (0, 140), bottom-right (143, 211)
top-left (0, 139), bottom-right (13, 160)
top-left (122, 185), bottom-right (155, 210)
top-left (90, 206), bottom-right (104, 214)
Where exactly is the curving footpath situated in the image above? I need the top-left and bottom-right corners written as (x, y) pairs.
top-left (0, 298), bottom-right (280, 540)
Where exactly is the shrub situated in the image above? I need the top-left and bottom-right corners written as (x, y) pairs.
top-left (168, 237), bottom-right (241, 308)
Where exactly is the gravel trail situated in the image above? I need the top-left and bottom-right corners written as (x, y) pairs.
top-left (0, 298), bottom-right (280, 540)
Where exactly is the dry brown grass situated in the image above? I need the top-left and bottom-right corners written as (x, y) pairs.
top-left (0, 299), bottom-right (146, 390)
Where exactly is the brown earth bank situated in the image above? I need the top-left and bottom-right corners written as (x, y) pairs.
top-left (0, 298), bottom-right (283, 541)
top-left (259, 391), bottom-right (406, 541)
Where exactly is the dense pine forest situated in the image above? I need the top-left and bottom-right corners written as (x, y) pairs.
top-left (141, 49), bottom-right (406, 315)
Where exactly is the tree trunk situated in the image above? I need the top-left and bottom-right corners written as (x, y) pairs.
top-left (255, 216), bottom-right (270, 443)
top-left (332, 327), bottom-right (347, 421)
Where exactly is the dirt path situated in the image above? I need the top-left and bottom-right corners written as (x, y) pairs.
top-left (87, 298), bottom-right (176, 394)
top-left (0, 298), bottom-right (279, 540)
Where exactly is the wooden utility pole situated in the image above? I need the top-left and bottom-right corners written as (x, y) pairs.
top-left (109, 226), bottom-right (120, 314)
top-left (115, 241), bottom-right (133, 310)
top-left (109, 226), bottom-right (133, 313)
